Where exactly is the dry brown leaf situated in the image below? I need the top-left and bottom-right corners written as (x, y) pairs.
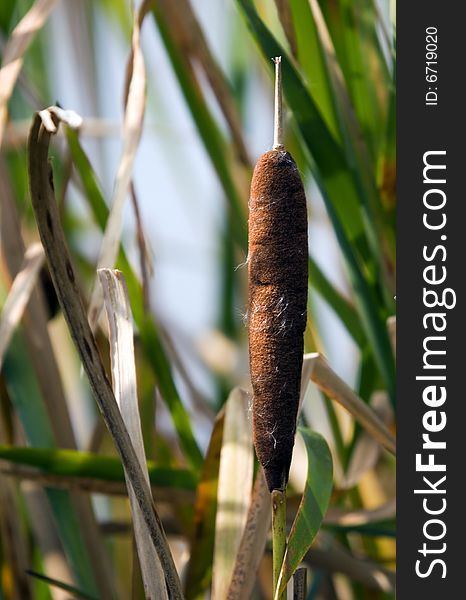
top-left (0, 421), bottom-right (33, 600)
top-left (21, 483), bottom-right (74, 600)
top-left (0, 244), bottom-right (44, 369)
top-left (87, 6), bottom-right (147, 331)
top-left (307, 532), bottom-right (395, 592)
top-left (0, 0), bottom-right (58, 150)
top-left (0, 156), bottom-right (117, 600)
top-left (99, 268), bottom-right (168, 600)
top-left (184, 408), bottom-right (225, 597)
top-left (227, 355), bottom-right (313, 600)
top-left (274, 0), bottom-right (298, 58)
top-left (28, 109), bottom-right (183, 599)
top-left (212, 388), bottom-right (253, 600)
top-left (0, 463), bottom-right (195, 500)
top-left (324, 498), bottom-right (395, 527)
top-left (292, 567), bottom-right (307, 600)
top-left (156, 0), bottom-right (250, 166)
top-left (226, 469), bottom-right (270, 600)
top-left (339, 392), bottom-right (393, 489)
top-left (387, 315), bottom-right (396, 355)
top-left (306, 353), bottom-right (396, 455)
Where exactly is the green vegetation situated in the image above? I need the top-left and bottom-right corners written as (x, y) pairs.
top-left (0, 1), bottom-right (395, 598)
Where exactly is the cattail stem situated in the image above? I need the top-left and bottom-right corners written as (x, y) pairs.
top-left (272, 489), bottom-right (286, 600)
top-left (272, 56), bottom-right (284, 150)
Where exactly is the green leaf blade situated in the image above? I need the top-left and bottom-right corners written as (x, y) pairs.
top-left (65, 127), bottom-right (203, 472)
top-left (277, 428), bottom-right (333, 597)
top-left (0, 446), bottom-right (197, 490)
top-left (289, 0), bottom-right (341, 141)
top-left (2, 336), bottom-right (99, 597)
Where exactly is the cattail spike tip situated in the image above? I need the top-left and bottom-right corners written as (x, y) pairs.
top-left (272, 56), bottom-right (284, 151)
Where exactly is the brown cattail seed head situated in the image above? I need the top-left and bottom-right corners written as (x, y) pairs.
top-left (248, 149), bottom-right (308, 492)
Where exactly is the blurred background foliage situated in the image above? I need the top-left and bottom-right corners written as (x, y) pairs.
top-left (0, 0), bottom-right (396, 598)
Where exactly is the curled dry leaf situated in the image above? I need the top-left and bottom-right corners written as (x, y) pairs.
top-left (27, 109), bottom-right (183, 600)
top-left (3, 118), bottom-right (127, 148)
top-left (38, 106), bottom-right (83, 132)
top-left (1, 126), bottom-right (116, 599)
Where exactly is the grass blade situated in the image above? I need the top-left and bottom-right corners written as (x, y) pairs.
top-left (317, 0), bottom-right (390, 159)
top-left (0, 0), bottom-right (58, 149)
top-left (227, 469), bottom-right (270, 600)
top-left (184, 410), bottom-right (225, 599)
top-left (212, 388), bottom-right (253, 600)
top-left (0, 243), bottom-right (44, 369)
top-left (236, 0), bottom-right (368, 250)
top-left (341, 392), bottom-right (392, 488)
top-left (308, 257), bottom-right (364, 348)
top-left (292, 0), bottom-right (378, 196)
top-left (88, 7), bottom-right (147, 331)
top-left (0, 446), bottom-right (197, 491)
top-left (318, 184), bottom-right (396, 403)
top-left (28, 109), bottom-right (183, 599)
top-left (306, 353), bottom-right (395, 455)
top-left (26, 571), bottom-right (97, 600)
top-left (0, 160), bottom-right (118, 600)
top-left (2, 336), bottom-right (99, 597)
top-left (387, 315), bottom-right (396, 355)
top-left (288, 0), bottom-right (341, 139)
top-left (306, 532), bottom-right (395, 592)
top-left (99, 268), bottom-right (168, 599)
top-left (154, 0), bottom-right (250, 165)
top-left (324, 499), bottom-right (395, 528)
top-left (274, 0), bottom-right (298, 58)
top-left (65, 126), bottom-right (203, 472)
top-left (150, 5), bottom-right (247, 249)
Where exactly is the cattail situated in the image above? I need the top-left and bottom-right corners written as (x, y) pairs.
top-left (248, 57), bottom-right (308, 493)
